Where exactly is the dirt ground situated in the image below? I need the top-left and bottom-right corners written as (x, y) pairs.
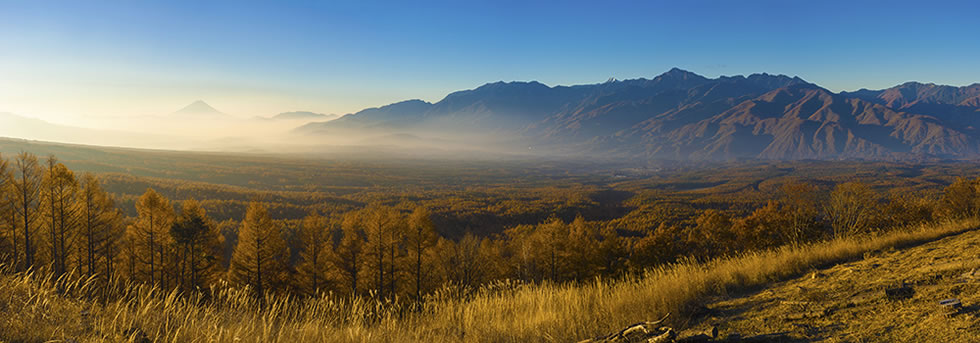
top-left (683, 229), bottom-right (980, 342)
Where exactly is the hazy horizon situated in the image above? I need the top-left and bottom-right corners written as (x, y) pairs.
top-left (2, 3), bottom-right (979, 341)
top-left (3, 1), bottom-right (980, 158)
top-left (3, 1), bottom-right (980, 121)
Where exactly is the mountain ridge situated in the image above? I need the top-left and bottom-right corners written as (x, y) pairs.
top-left (270, 111), bottom-right (338, 121)
top-left (295, 69), bottom-right (980, 160)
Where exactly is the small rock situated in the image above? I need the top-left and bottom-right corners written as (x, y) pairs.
top-left (884, 283), bottom-right (914, 301)
top-left (939, 298), bottom-right (962, 316)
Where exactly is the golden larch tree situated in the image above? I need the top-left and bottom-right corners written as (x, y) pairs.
top-left (127, 188), bottom-right (175, 286)
top-left (77, 173), bottom-right (124, 284)
top-left (435, 232), bottom-right (485, 288)
top-left (296, 212), bottom-right (332, 295)
top-left (12, 152), bottom-right (43, 271)
top-left (404, 206), bottom-right (437, 302)
top-left (0, 153), bottom-right (12, 268)
top-left (566, 215), bottom-right (599, 280)
top-left (171, 199), bottom-right (223, 292)
top-left (42, 156), bottom-right (80, 277)
top-left (359, 205), bottom-right (401, 299)
top-left (533, 218), bottom-right (569, 281)
top-left (229, 202), bottom-right (289, 298)
top-left (329, 210), bottom-right (364, 296)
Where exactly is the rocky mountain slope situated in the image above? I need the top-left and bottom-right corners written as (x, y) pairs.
top-left (296, 69), bottom-right (980, 160)
top-left (844, 82), bottom-right (980, 129)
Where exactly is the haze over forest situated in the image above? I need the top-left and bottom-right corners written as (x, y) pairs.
top-left (4, 2), bottom-right (980, 161)
top-left (3, 69), bottom-right (980, 161)
top-left (5, 2), bottom-right (980, 342)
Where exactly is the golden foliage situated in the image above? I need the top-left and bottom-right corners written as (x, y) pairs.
top-left (228, 202), bottom-right (290, 296)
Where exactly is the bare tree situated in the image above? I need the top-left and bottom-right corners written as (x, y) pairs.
top-left (827, 182), bottom-right (879, 238)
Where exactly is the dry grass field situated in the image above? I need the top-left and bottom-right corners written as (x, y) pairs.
top-left (1, 219), bottom-right (976, 343)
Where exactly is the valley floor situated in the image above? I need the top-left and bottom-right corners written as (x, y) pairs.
top-left (685, 229), bottom-right (980, 342)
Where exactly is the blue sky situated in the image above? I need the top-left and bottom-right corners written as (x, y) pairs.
top-left (1, 0), bottom-right (978, 120)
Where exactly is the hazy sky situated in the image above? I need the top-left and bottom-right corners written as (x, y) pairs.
top-left (1, 0), bottom-right (978, 123)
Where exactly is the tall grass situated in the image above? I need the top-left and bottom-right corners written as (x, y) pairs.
top-left (1, 218), bottom-right (976, 342)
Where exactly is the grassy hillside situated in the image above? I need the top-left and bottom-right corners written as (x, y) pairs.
top-left (2, 219), bottom-right (975, 342)
top-left (694, 222), bottom-right (980, 341)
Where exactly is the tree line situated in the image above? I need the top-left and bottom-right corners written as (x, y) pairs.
top-left (1, 152), bottom-right (978, 304)
top-left (0, 152), bottom-right (124, 285)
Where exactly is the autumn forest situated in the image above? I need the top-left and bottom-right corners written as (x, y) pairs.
top-left (2, 139), bottom-right (980, 307)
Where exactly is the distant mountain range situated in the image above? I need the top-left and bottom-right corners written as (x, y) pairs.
top-left (0, 112), bottom-right (187, 149)
top-left (170, 101), bottom-right (339, 122)
top-left (269, 111), bottom-right (339, 121)
top-left (295, 68), bottom-right (980, 160)
top-left (0, 101), bottom-right (340, 152)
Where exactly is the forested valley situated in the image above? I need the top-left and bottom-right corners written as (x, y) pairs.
top-left (2, 138), bottom-right (980, 304)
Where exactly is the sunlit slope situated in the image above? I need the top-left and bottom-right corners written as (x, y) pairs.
top-left (689, 222), bottom-right (980, 341)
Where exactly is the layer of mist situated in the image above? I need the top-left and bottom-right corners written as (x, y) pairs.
top-left (0, 108), bottom-right (540, 159)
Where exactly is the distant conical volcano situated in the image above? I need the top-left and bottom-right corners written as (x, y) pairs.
top-left (173, 100), bottom-right (225, 117)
